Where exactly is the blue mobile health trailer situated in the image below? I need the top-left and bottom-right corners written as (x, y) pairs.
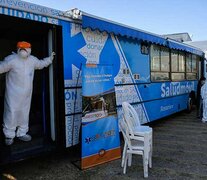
top-left (0, 0), bottom-right (205, 163)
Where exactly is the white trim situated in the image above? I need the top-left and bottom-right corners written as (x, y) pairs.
top-left (48, 29), bottom-right (55, 141)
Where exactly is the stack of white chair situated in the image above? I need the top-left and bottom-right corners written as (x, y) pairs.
top-left (120, 102), bottom-right (153, 178)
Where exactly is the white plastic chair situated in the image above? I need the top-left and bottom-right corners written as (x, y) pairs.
top-left (121, 102), bottom-right (153, 177)
top-left (119, 119), bottom-right (150, 178)
top-left (122, 102), bottom-right (153, 167)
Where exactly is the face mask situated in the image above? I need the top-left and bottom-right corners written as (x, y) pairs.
top-left (18, 48), bottom-right (31, 59)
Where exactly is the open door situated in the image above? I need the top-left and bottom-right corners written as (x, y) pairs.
top-left (0, 14), bottom-right (58, 163)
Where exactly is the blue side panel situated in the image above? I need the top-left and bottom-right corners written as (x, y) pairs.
top-left (60, 21), bottom-right (122, 147)
top-left (59, 21), bottom-right (120, 87)
top-left (119, 37), bottom-right (150, 83)
top-left (99, 36), bottom-right (120, 77)
top-left (60, 20), bottom-right (200, 147)
top-left (59, 20), bottom-right (86, 81)
top-left (114, 34), bottom-right (198, 124)
top-left (144, 95), bottom-right (188, 121)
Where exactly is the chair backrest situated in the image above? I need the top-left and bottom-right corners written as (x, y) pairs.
top-left (119, 119), bottom-right (144, 150)
top-left (122, 102), bottom-right (141, 128)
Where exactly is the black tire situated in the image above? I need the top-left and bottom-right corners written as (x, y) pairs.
top-left (186, 97), bottom-right (193, 113)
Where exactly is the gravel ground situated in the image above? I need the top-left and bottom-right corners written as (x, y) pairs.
top-left (1, 110), bottom-right (207, 180)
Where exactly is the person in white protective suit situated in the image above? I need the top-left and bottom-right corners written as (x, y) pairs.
top-left (0, 41), bottom-right (55, 145)
top-left (201, 79), bottom-right (207, 123)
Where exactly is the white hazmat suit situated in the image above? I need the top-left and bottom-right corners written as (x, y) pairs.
top-left (0, 42), bottom-right (54, 143)
top-left (201, 80), bottom-right (207, 122)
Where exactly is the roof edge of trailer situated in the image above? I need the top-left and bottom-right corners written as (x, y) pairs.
top-left (81, 12), bottom-right (204, 57)
top-left (0, 0), bottom-right (83, 24)
top-left (0, 0), bottom-right (60, 19)
top-left (82, 12), bottom-right (167, 45)
top-left (0, 1), bottom-right (204, 57)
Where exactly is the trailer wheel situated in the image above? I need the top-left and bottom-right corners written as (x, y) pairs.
top-left (186, 97), bottom-right (193, 113)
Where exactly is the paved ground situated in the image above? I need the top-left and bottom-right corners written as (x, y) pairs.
top-left (1, 109), bottom-right (207, 180)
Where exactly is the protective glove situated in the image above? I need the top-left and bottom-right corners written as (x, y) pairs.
top-left (50, 52), bottom-right (56, 61)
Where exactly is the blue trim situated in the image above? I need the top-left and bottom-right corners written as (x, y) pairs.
top-left (82, 15), bottom-right (204, 56)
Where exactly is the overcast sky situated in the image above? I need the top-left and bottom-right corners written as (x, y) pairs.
top-left (24, 0), bottom-right (207, 41)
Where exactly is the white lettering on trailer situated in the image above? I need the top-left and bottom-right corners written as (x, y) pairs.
top-left (0, 0), bottom-right (61, 17)
top-left (65, 114), bottom-right (81, 147)
top-left (65, 89), bottom-right (82, 114)
top-left (160, 105), bottom-right (174, 112)
top-left (161, 82), bottom-right (195, 98)
top-left (71, 23), bottom-right (81, 37)
top-left (66, 116), bottom-right (73, 147)
top-left (78, 26), bottom-right (108, 64)
top-left (115, 85), bottom-right (140, 105)
top-left (0, 7), bottom-right (58, 24)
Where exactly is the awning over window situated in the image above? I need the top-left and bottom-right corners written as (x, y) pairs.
top-left (82, 14), bottom-right (166, 45)
top-left (168, 39), bottom-right (204, 56)
top-left (82, 14), bottom-right (204, 57)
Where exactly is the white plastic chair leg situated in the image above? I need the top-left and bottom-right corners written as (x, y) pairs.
top-left (149, 132), bottom-right (153, 168)
top-left (144, 136), bottom-right (149, 178)
top-left (149, 149), bottom-right (152, 168)
top-left (143, 154), bottom-right (149, 178)
top-left (128, 154), bottom-right (132, 166)
top-left (121, 142), bottom-right (127, 167)
top-left (123, 154), bottom-right (129, 174)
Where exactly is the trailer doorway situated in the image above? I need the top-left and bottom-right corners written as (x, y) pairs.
top-left (0, 14), bottom-right (58, 163)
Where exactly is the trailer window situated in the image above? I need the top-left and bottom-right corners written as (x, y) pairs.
top-left (171, 50), bottom-right (178, 72)
top-left (171, 50), bottom-right (185, 81)
top-left (186, 54), bottom-right (192, 72)
top-left (151, 45), bottom-right (160, 71)
top-left (151, 45), bottom-right (170, 81)
top-left (186, 53), bottom-right (197, 80)
top-left (161, 47), bottom-right (170, 71)
top-left (179, 52), bottom-right (185, 72)
top-left (192, 55), bottom-right (197, 72)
